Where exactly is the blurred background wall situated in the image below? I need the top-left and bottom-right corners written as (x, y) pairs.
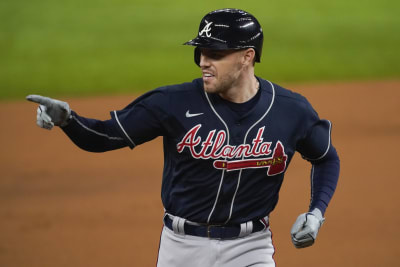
top-left (1, 0), bottom-right (399, 99)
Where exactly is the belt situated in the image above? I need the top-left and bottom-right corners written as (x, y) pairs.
top-left (163, 215), bottom-right (268, 240)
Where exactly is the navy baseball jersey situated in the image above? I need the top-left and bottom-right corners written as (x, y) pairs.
top-left (62, 77), bottom-right (339, 225)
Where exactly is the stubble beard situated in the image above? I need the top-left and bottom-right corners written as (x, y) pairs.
top-left (203, 79), bottom-right (229, 94)
top-left (203, 65), bottom-right (242, 95)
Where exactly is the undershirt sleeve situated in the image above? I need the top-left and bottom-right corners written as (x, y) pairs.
top-left (61, 111), bottom-right (128, 152)
top-left (308, 145), bottom-right (340, 215)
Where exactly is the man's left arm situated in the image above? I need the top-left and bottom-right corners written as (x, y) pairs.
top-left (292, 119), bottom-right (340, 248)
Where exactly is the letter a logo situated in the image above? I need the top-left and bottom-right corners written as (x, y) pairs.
top-left (199, 20), bottom-right (213, 37)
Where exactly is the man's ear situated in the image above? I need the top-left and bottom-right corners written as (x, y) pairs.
top-left (242, 48), bottom-right (256, 66)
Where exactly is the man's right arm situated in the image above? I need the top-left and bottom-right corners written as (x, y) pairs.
top-left (27, 88), bottom-right (170, 152)
top-left (27, 95), bottom-right (129, 152)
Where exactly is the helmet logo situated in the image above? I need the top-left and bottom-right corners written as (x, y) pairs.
top-left (199, 20), bottom-right (213, 37)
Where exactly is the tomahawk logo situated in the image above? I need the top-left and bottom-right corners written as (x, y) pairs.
top-left (199, 20), bottom-right (213, 37)
top-left (177, 124), bottom-right (288, 176)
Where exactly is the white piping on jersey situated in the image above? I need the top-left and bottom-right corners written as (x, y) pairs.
top-left (207, 171), bottom-right (226, 223)
top-left (113, 110), bottom-right (136, 147)
top-left (303, 120), bottom-right (332, 161)
top-left (72, 115), bottom-right (124, 141)
top-left (204, 92), bottom-right (230, 224)
top-left (225, 80), bottom-right (276, 224)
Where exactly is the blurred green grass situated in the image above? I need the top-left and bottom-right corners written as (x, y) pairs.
top-left (1, 0), bottom-right (399, 99)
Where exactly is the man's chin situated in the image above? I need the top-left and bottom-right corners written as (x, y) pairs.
top-left (204, 87), bottom-right (217, 94)
top-left (203, 82), bottom-right (217, 94)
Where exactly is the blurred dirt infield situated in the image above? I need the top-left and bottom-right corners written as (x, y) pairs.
top-left (0, 80), bottom-right (399, 267)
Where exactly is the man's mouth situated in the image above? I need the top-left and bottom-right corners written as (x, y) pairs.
top-left (202, 72), bottom-right (215, 81)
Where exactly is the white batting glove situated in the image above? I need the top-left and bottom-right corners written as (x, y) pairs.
top-left (290, 208), bottom-right (325, 249)
top-left (26, 95), bottom-right (71, 130)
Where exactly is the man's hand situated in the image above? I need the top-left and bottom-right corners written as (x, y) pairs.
top-left (290, 208), bottom-right (325, 249)
top-left (26, 95), bottom-right (71, 130)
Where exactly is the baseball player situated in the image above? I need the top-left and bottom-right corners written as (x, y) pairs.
top-left (27, 9), bottom-right (340, 267)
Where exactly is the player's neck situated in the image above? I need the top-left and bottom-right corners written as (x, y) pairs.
top-left (219, 73), bottom-right (259, 104)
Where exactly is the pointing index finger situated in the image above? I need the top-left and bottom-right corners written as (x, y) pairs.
top-left (26, 95), bottom-right (52, 106)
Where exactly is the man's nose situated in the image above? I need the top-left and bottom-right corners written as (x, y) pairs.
top-left (199, 53), bottom-right (211, 68)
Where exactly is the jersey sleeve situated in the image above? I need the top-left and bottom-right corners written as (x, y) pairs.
top-left (296, 104), bottom-right (332, 162)
top-left (110, 88), bottom-right (170, 149)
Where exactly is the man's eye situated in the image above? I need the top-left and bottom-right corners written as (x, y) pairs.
top-left (210, 53), bottom-right (224, 59)
top-left (201, 50), bottom-right (226, 60)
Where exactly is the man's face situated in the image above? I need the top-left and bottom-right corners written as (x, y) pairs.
top-left (199, 48), bottom-right (244, 94)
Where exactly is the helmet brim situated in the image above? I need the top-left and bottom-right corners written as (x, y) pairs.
top-left (183, 36), bottom-right (230, 50)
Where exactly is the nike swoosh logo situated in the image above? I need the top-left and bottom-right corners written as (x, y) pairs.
top-left (185, 110), bottom-right (204, 118)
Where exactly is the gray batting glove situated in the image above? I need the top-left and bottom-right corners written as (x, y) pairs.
top-left (290, 208), bottom-right (325, 249)
top-left (26, 95), bottom-right (71, 130)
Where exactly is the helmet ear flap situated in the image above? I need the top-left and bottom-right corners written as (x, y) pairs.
top-left (194, 47), bottom-right (201, 66)
top-left (255, 48), bottom-right (262, 63)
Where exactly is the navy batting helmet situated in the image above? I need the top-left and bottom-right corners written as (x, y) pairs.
top-left (184, 8), bottom-right (264, 66)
